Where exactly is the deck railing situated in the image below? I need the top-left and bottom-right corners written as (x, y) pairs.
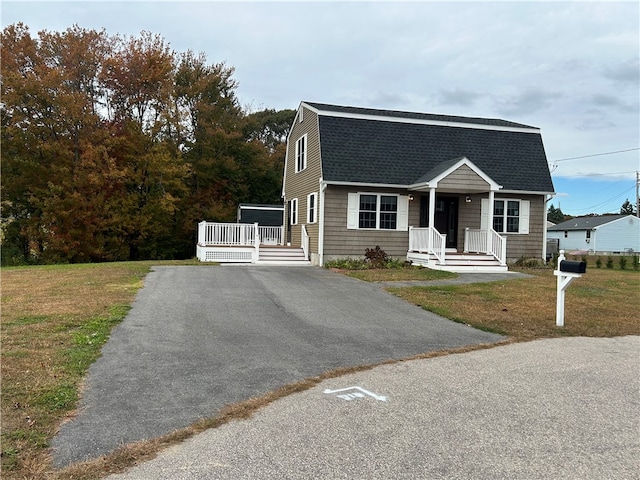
top-left (464, 228), bottom-right (506, 265)
top-left (198, 222), bottom-right (257, 246)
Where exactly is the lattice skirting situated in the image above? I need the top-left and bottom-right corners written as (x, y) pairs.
top-left (197, 245), bottom-right (255, 263)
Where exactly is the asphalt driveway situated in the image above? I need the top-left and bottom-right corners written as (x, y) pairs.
top-left (51, 266), bottom-right (502, 467)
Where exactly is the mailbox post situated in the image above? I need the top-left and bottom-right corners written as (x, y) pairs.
top-left (553, 250), bottom-right (586, 327)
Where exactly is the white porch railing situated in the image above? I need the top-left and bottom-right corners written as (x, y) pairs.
top-left (409, 226), bottom-right (446, 264)
top-left (198, 221), bottom-right (257, 246)
top-left (464, 228), bottom-right (507, 265)
top-left (258, 226), bottom-right (284, 245)
top-left (301, 225), bottom-right (309, 260)
top-left (464, 228), bottom-right (487, 253)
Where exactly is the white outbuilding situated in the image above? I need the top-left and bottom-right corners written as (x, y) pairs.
top-left (547, 214), bottom-right (640, 254)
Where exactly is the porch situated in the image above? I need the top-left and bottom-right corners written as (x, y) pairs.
top-left (196, 221), bottom-right (310, 265)
top-left (408, 226), bottom-right (508, 273)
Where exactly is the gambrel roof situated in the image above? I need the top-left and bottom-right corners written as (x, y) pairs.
top-left (302, 102), bottom-right (554, 193)
top-left (548, 214), bottom-right (631, 231)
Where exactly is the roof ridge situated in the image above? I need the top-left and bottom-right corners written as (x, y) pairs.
top-left (302, 101), bottom-right (537, 130)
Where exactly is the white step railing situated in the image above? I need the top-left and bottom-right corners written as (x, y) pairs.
top-left (301, 225), bottom-right (309, 260)
top-left (409, 226), bottom-right (446, 264)
top-left (464, 228), bottom-right (506, 265)
top-left (488, 228), bottom-right (507, 266)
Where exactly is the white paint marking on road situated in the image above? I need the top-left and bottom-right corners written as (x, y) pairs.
top-left (323, 386), bottom-right (387, 402)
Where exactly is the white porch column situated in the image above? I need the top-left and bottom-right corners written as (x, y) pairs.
top-left (487, 190), bottom-right (495, 253)
top-left (428, 187), bottom-right (436, 252)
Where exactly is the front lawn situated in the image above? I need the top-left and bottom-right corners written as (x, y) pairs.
top-left (386, 267), bottom-right (639, 339)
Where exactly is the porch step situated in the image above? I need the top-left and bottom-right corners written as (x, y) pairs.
top-left (407, 252), bottom-right (508, 273)
top-left (258, 246), bottom-right (310, 265)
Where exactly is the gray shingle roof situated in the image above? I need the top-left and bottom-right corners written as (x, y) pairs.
top-left (311, 107), bottom-right (554, 192)
top-left (548, 214), bottom-right (629, 231)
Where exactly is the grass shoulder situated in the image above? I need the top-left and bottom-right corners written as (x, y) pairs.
top-left (386, 267), bottom-right (639, 340)
top-left (1, 259), bottom-right (207, 478)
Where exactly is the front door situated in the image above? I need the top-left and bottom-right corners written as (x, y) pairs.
top-left (420, 196), bottom-right (458, 249)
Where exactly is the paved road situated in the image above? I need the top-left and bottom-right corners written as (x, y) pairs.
top-left (51, 266), bottom-right (503, 467)
top-left (106, 336), bottom-right (640, 480)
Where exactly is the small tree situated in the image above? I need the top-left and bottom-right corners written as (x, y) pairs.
top-left (547, 204), bottom-right (566, 224)
top-left (620, 199), bottom-right (636, 215)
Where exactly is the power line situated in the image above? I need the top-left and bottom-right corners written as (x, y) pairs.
top-left (548, 147), bottom-right (640, 164)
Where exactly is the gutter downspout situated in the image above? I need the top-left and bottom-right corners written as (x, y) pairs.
top-left (318, 180), bottom-right (327, 266)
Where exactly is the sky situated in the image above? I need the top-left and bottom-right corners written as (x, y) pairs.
top-left (3, 0), bottom-right (639, 216)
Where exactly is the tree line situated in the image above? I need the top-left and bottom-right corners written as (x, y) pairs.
top-left (1, 24), bottom-right (295, 265)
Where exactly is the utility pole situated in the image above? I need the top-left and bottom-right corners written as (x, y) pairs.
top-left (636, 171), bottom-right (639, 218)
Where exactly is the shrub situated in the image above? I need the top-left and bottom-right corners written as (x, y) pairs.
top-left (581, 255), bottom-right (588, 267)
top-left (633, 255), bottom-right (639, 271)
top-left (364, 246), bottom-right (388, 268)
top-left (606, 256), bottom-right (614, 269)
top-left (595, 257), bottom-right (602, 269)
top-left (619, 256), bottom-right (627, 270)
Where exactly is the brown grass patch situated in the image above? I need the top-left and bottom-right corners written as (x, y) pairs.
top-left (387, 268), bottom-right (640, 339)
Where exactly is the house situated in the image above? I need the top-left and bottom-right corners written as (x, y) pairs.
top-left (547, 214), bottom-right (640, 254)
top-left (282, 101), bottom-right (555, 271)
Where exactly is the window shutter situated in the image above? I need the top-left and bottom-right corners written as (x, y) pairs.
top-left (347, 193), bottom-right (358, 229)
top-left (480, 198), bottom-right (489, 230)
top-left (519, 200), bottom-right (530, 234)
top-left (397, 195), bottom-right (409, 231)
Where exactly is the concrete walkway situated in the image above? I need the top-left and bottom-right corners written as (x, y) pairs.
top-left (107, 336), bottom-right (640, 479)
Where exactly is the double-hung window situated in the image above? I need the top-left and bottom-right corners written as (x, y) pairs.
top-left (483, 198), bottom-right (530, 234)
top-left (307, 192), bottom-right (317, 224)
top-left (295, 135), bottom-right (307, 172)
top-left (347, 193), bottom-right (408, 230)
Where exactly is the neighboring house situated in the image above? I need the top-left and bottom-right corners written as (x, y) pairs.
top-left (282, 101), bottom-right (555, 271)
top-left (547, 215), bottom-right (640, 254)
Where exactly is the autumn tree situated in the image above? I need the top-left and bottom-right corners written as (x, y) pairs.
top-left (2, 23), bottom-right (293, 264)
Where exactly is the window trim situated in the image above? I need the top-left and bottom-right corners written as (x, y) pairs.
top-left (290, 198), bottom-right (298, 225)
top-left (295, 134), bottom-right (307, 173)
top-left (347, 192), bottom-right (409, 231)
top-left (307, 192), bottom-right (317, 224)
top-left (481, 197), bottom-right (530, 235)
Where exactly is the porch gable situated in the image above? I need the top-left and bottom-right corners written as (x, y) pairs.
top-left (409, 157), bottom-right (502, 193)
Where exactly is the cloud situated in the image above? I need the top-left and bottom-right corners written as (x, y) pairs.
top-left (588, 94), bottom-right (638, 114)
top-left (602, 57), bottom-right (640, 84)
top-left (436, 89), bottom-right (482, 108)
top-left (494, 88), bottom-right (563, 116)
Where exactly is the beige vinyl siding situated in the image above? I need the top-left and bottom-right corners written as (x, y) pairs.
top-left (324, 186), bottom-right (410, 259)
top-left (283, 106), bottom-right (322, 252)
top-left (437, 164), bottom-right (490, 191)
top-left (465, 193), bottom-right (545, 261)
